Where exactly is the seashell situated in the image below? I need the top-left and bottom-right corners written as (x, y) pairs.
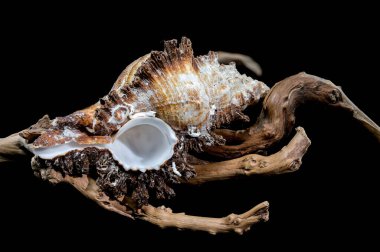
top-left (27, 37), bottom-right (269, 173)
top-left (32, 115), bottom-right (177, 172)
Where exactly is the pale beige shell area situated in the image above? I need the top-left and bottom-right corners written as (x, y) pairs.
top-left (32, 37), bottom-right (269, 150)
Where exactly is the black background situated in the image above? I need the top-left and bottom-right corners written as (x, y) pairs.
top-left (1, 4), bottom-right (379, 250)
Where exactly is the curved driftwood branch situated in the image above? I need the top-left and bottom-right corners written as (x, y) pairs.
top-left (34, 167), bottom-right (135, 218)
top-left (190, 127), bottom-right (310, 184)
top-left (137, 201), bottom-right (269, 235)
top-left (0, 115), bottom-right (49, 167)
top-left (206, 72), bottom-right (380, 158)
top-left (218, 51), bottom-right (262, 76)
top-left (0, 134), bottom-right (28, 164)
top-left (34, 163), bottom-right (269, 234)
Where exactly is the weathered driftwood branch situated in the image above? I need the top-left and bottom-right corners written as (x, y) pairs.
top-left (0, 115), bottom-right (50, 167)
top-left (38, 168), bottom-right (135, 218)
top-left (218, 51), bottom-right (262, 76)
top-left (206, 72), bottom-right (380, 158)
top-left (36, 165), bottom-right (268, 234)
top-left (190, 127), bottom-right (310, 184)
top-left (0, 134), bottom-right (28, 164)
top-left (137, 201), bottom-right (269, 235)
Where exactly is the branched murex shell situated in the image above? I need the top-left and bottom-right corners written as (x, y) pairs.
top-left (27, 37), bottom-right (269, 172)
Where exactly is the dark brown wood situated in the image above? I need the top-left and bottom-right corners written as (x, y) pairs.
top-left (190, 127), bottom-right (310, 184)
top-left (217, 51), bottom-right (262, 76)
top-left (0, 134), bottom-right (28, 164)
top-left (206, 72), bottom-right (380, 158)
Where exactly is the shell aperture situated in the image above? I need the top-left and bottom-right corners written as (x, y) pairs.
top-left (31, 116), bottom-right (177, 172)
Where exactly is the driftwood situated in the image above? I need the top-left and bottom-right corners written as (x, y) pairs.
top-left (217, 51), bottom-right (263, 76)
top-left (206, 72), bottom-right (380, 158)
top-left (0, 54), bottom-right (379, 234)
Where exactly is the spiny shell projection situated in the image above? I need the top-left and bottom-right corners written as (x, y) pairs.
top-left (28, 37), bottom-right (269, 173)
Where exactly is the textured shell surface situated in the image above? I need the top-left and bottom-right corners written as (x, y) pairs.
top-left (27, 37), bottom-right (269, 172)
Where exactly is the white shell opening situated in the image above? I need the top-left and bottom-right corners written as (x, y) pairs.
top-left (110, 117), bottom-right (177, 172)
top-left (30, 116), bottom-right (177, 172)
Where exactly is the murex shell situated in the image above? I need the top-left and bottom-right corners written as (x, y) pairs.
top-left (28, 37), bottom-right (269, 171)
